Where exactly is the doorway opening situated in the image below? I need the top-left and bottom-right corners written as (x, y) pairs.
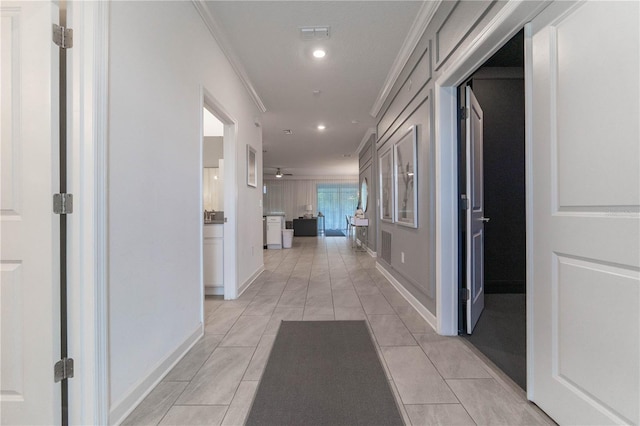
top-left (203, 107), bottom-right (225, 297)
top-left (457, 30), bottom-right (527, 389)
top-left (201, 88), bottom-right (239, 307)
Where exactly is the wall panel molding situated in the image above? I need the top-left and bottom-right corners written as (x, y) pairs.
top-left (370, 0), bottom-right (441, 117)
top-left (435, 0), bottom-right (497, 70)
top-left (377, 44), bottom-right (432, 145)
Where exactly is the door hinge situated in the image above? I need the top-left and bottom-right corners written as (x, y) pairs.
top-left (461, 288), bottom-right (470, 301)
top-left (52, 24), bottom-right (73, 49)
top-left (460, 194), bottom-right (469, 210)
top-left (54, 357), bottom-right (74, 382)
top-left (460, 107), bottom-right (468, 120)
top-left (53, 193), bottom-right (73, 214)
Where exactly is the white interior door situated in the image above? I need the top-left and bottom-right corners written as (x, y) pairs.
top-left (528, 1), bottom-right (639, 424)
top-left (1, 1), bottom-right (60, 424)
top-left (465, 86), bottom-right (485, 333)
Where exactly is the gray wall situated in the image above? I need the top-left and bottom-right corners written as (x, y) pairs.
top-left (358, 133), bottom-right (377, 251)
top-left (370, 0), bottom-right (508, 317)
top-left (470, 68), bottom-right (525, 293)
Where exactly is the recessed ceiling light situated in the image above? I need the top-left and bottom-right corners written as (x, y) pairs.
top-left (343, 154), bottom-right (351, 157)
top-left (317, 124), bottom-right (326, 130)
top-left (351, 120), bottom-right (359, 124)
top-left (313, 49), bottom-right (326, 59)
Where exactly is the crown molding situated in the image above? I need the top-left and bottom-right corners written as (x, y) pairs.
top-left (356, 127), bottom-right (376, 155)
top-left (192, 0), bottom-right (267, 113)
top-left (369, 0), bottom-right (441, 118)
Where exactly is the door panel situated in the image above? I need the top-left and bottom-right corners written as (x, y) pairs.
top-left (529, 1), bottom-right (639, 424)
top-left (1, 1), bottom-right (60, 424)
top-left (466, 86), bottom-right (485, 332)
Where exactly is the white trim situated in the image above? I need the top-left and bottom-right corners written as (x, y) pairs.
top-left (369, 0), bottom-right (441, 118)
top-left (192, 0), bottom-right (267, 113)
top-left (523, 21), bottom-right (535, 402)
top-left (109, 327), bottom-right (203, 425)
top-left (376, 263), bottom-right (437, 332)
top-left (67, 1), bottom-right (109, 424)
top-left (204, 286), bottom-right (225, 296)
top-left (237, 264), bottom-right (265, 297)
top-left (366, 246), bottom-right (377, 258)
top-left (434, 83), bottom-right (459, 336)
top-left (356, 127), bottom-right (376, 155)
top-left (434, 0), bottom-right (550, 337)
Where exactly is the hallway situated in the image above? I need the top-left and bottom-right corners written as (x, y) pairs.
top-left (123, 237), bottom-right (550, 425)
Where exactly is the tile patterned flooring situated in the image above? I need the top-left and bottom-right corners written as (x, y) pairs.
top-left (123, 237), bottom-right (552, 425)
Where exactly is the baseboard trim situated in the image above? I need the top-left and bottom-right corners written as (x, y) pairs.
top-left (376, 262), bottom-right (437, 332)
top-left (237, 264), bottom-right (265, 298)
top-left (109, 326), bottom-right (203, 425)
top-left (366, 246), bottom-right (377, 258)
top-left (205, 286), bottom-right (224, 296)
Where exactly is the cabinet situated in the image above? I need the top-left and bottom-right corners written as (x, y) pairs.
top-left (204, 224), bottom-right (223, 295)
top-left (266, 215), bottom-right (284, 249)
top-left (293, 218), bottom-right (317, 236)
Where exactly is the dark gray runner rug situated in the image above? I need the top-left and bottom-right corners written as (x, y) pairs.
top-left (246, 321), bottom-right (403, 426)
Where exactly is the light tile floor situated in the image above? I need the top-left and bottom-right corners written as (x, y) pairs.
top-left (123, 237), bottom-right (553, 426)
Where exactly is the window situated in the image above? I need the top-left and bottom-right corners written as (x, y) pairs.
top-left (317, 182), bottom-right (358, 230)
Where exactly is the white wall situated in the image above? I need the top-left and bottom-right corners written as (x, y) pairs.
top-left (107, 1), bottom-right (263, 421)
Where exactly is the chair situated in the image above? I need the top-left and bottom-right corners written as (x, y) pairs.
top-left (345, 215), bottom-right (352, 237)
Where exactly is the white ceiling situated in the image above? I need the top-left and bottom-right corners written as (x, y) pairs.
top-left (203, 1), bottom-right (424, 177)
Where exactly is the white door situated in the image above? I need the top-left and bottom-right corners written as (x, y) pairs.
top-left (529, 1), bottom-right (639, 424)
top-left (465, 86), bottom-right (486, 333)
top-left (1, 1), bottom-right (60, 424)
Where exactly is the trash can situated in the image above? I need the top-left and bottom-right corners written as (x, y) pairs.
top-left (282, 229), bottom-right (294, 248)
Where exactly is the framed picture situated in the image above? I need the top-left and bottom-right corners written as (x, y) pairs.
top-left (379, 146), bottom-right (394, 222)
top-left (247, 145), bottom-right (257, 188)
top-left (394, 126), bottom-right (418, 228)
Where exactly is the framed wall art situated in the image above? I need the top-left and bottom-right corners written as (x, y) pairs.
top-left (379, 146), bottom-right (394, 222)
top-left (247, 145), bottom-right (257, 188)
top-left (394, 126), bottom-right (418, 228)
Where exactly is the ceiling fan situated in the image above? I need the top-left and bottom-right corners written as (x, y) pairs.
top-left (267, 167), bottom-right (293, 178)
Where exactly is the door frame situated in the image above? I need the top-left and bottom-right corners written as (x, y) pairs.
top-left (201, 87), bottom-right (239, 301)
top-left (433, 0), bottom-right (549, 397)
top-left (67, 1), bottom-right (109, 424)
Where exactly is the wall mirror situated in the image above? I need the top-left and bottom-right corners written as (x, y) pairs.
top-left (361, 178), bottom-right (369, 212)
top-left (204, 167), bottom-right (224, 212)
